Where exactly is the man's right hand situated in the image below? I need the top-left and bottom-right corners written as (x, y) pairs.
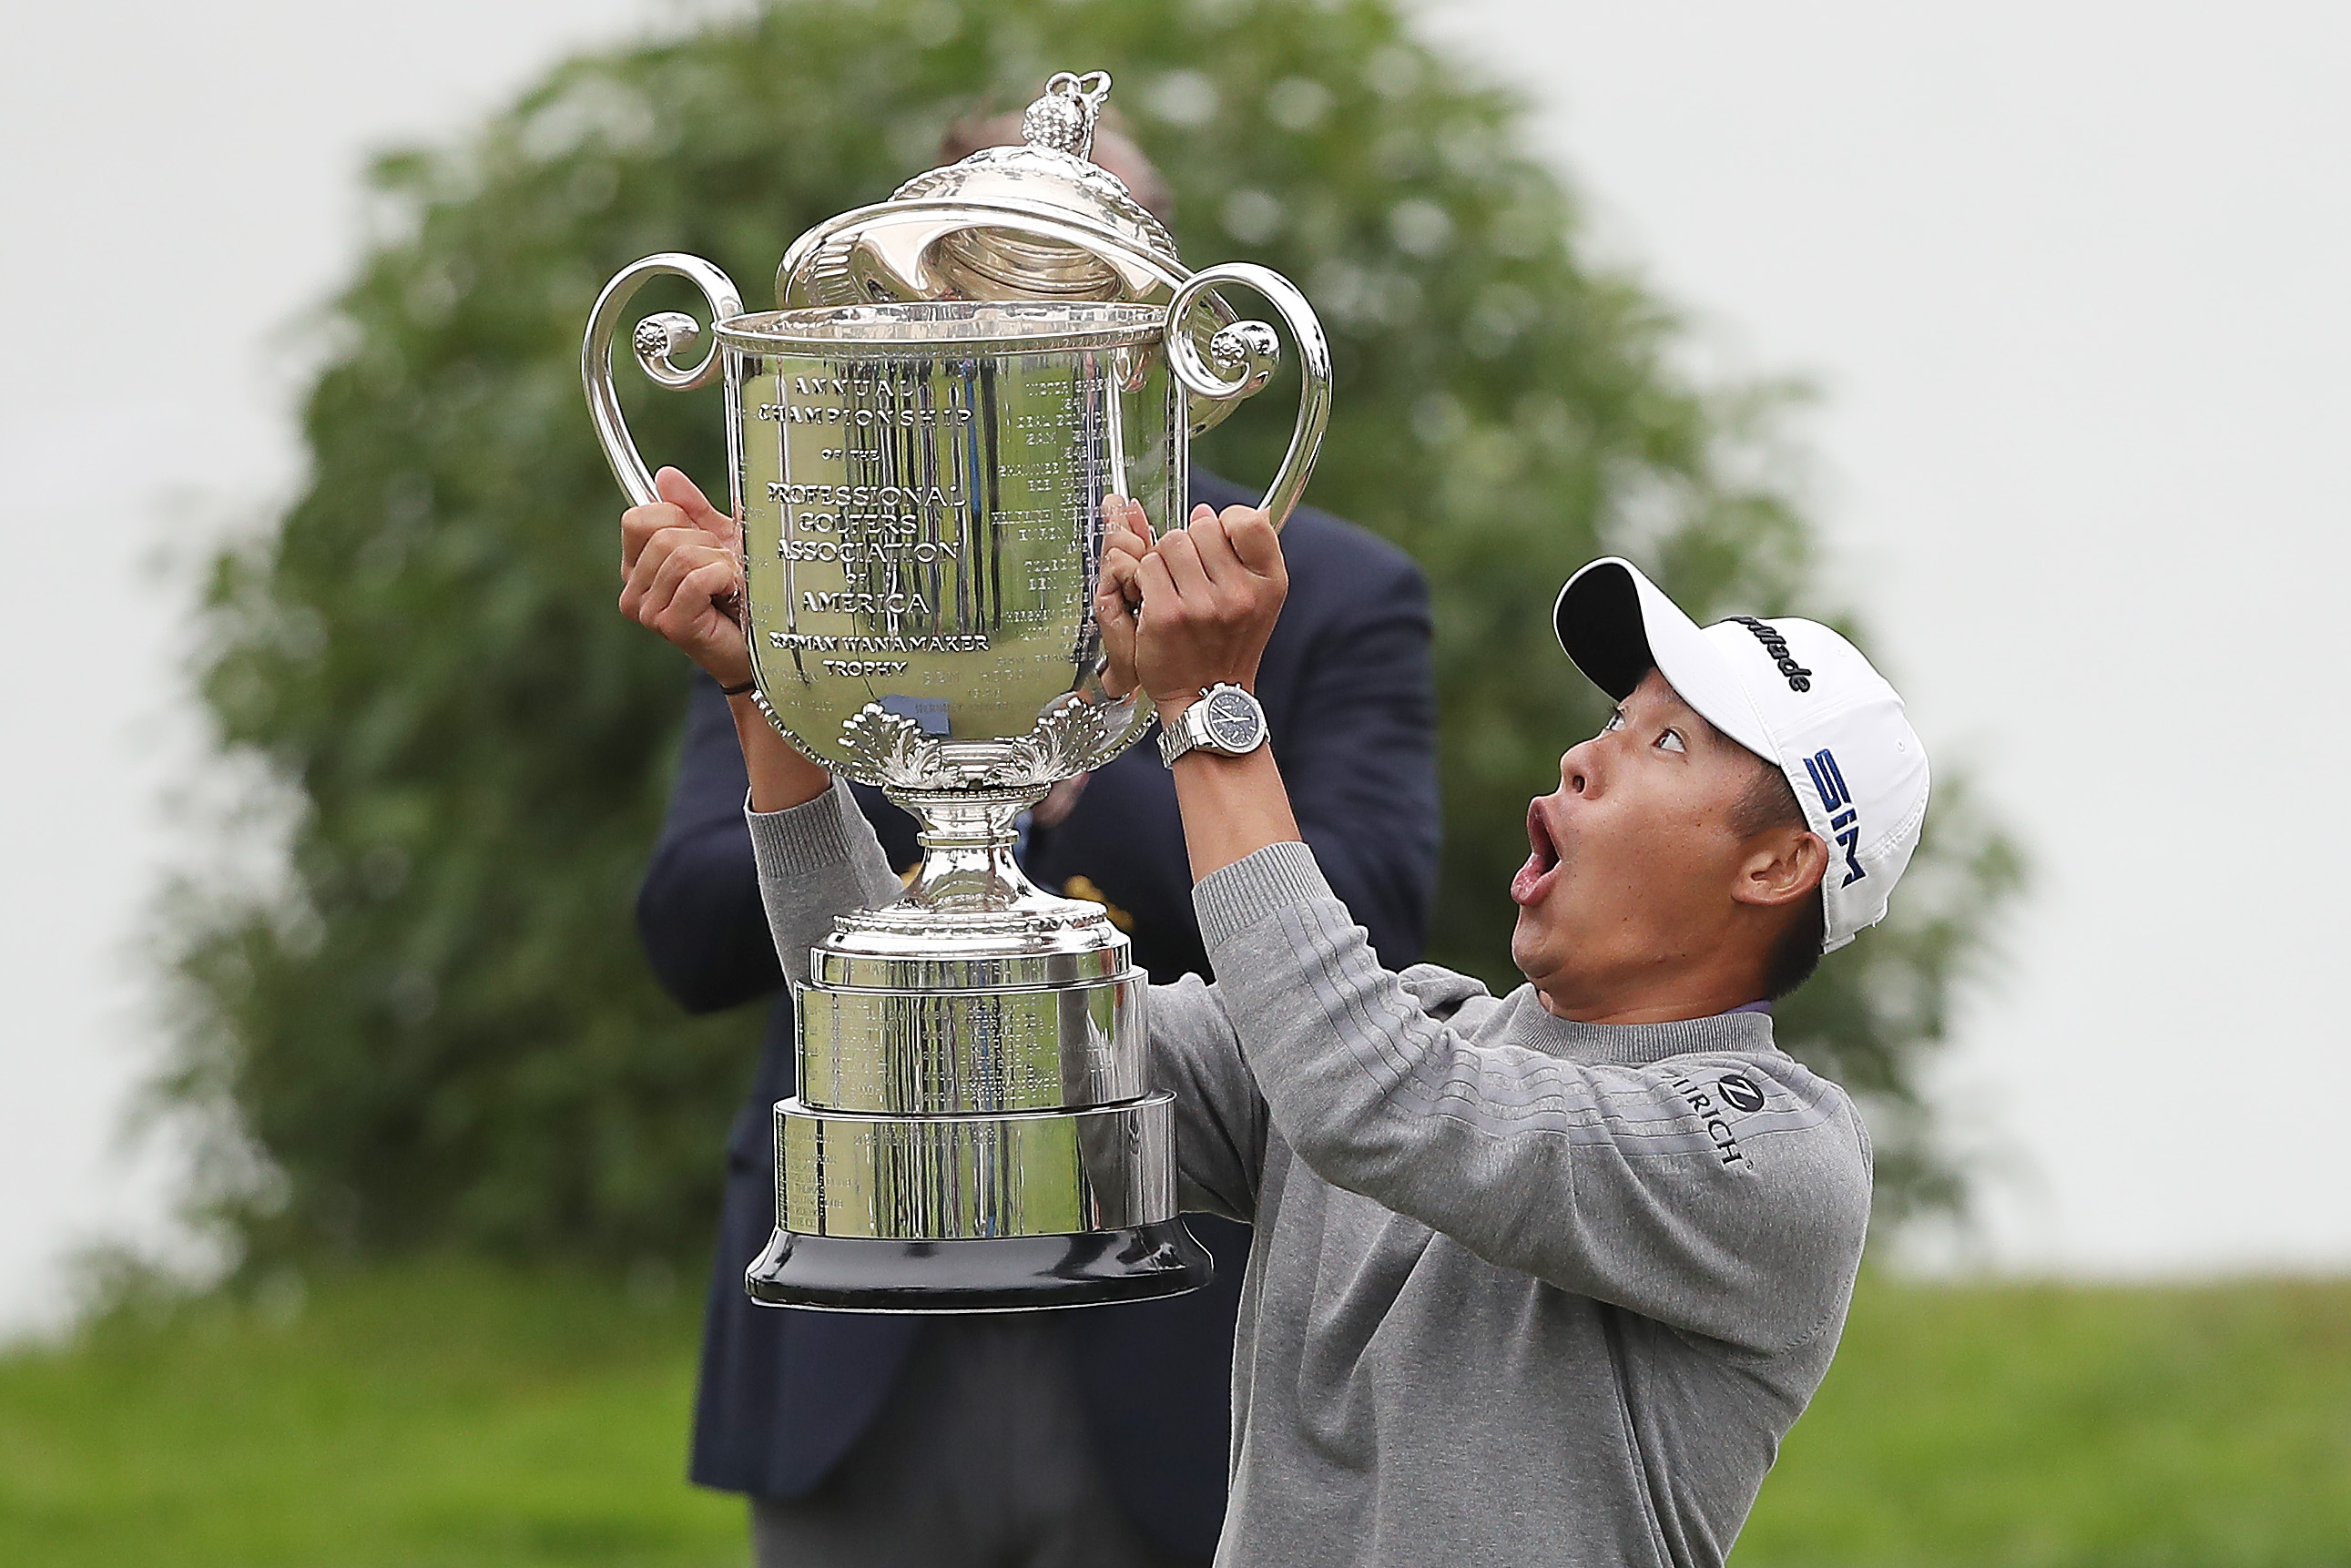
top-left (620, 466), bottom-right (752, 688)
top-left (1094, 494), bottom-right (1154, 699)
top-left (620, 466), bottom-right (831, 811)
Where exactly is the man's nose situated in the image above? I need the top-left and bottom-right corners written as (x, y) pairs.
top-left (1559, 739), bottom-right (1595, 798)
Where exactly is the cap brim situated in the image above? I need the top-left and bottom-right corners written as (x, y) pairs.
top-left (1554, 558), bottom-right (1775, 758)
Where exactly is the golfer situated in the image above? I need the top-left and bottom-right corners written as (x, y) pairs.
top-left (618, 492), bottom-right (1929, 1568)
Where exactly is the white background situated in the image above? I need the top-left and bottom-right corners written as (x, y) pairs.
top-left (3, 0), bottom-right (2345, 1334)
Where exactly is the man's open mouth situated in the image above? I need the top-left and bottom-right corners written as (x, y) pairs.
top-left (1511, 800), bottom-right (1562, 907)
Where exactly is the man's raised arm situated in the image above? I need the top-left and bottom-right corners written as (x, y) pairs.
top-left (618, 464), bottom-right (897, 970)
top-left (1196, 856), bottom-right (1871, 1355)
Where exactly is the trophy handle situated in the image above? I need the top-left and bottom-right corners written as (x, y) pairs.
top-left (581, 253), bottom-right (747, 505)
top-left (1165, 262), bottom-right (1332, 530)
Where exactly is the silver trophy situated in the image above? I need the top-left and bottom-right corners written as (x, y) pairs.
top-left (584, 72), bottom-right (1329, 1309)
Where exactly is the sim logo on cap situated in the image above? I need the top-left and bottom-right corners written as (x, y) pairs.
top-left (1804, 749), bottom-right (1867, 889)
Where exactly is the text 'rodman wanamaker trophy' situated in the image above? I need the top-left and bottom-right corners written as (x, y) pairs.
top-left (583, 73), bottom-right (1329, 1309)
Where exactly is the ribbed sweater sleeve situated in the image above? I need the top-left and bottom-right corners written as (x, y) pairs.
top-left (1195, 841), bottom-right (1873, 1354)
top-left (744, 779), bottom-right (907, 988)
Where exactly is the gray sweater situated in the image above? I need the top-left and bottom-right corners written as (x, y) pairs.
top-left (751, 783), bottom-right (1873, 1568)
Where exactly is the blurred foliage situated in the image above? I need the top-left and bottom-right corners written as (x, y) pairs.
top-left (163, 0), bottom-right (2022, 1265)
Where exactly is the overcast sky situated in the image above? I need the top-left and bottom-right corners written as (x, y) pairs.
top-left (3, 0), bottom-right (2344, 1333)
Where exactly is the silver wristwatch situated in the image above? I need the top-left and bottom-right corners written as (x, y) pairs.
top-left (1158, 683), bottom-right (1269, 767)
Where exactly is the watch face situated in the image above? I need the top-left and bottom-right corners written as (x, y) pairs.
top-left (1203, 688), bottom-right (1263, 752)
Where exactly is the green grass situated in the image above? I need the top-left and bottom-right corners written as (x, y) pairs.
top-left (1738, 1276), bottom-right (2351, 1567)
top-left (0, 1262), bottom-right (742, 1567)
top-left (1, 1267), bottom-right (2345, 1566)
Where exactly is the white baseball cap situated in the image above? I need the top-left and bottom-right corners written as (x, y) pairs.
top-left (1552, 557), bottom-right (1930, 954)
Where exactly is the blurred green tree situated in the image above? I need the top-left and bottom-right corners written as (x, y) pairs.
top-left (163, 0), bottom-right (2022, 1266)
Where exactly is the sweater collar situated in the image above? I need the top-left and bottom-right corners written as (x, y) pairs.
top-left (1502, 986), bottom-right (1779, 1066)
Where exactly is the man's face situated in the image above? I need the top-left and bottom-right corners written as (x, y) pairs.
top-left (1511, 668), bottom-right (1778, 1013)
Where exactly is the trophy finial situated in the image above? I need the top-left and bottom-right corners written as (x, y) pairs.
top-left (782, 66), bottom-right (1185, 308)
top-left (1023, 70), bottom-right (1113, 160)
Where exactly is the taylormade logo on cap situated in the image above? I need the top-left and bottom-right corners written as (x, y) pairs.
top-left (1731, 616), bottom-right (1814, 692)
top-left (1552, 557), bottom-right (1930, 955)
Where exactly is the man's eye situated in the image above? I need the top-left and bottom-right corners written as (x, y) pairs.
top-left (1656, 728), bottom-right (1686, 754)
top-left (1602, 710), bottom-right (1625, 735)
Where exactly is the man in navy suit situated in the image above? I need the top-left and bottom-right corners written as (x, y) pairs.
top-left (632, 125), bottom-right (1439, 1568)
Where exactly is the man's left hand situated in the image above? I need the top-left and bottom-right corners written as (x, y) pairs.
top-left (1127, 502), bottom-right (1287, 716)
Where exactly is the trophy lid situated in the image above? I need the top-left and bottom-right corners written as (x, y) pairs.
top-left (778, 71), bottom-right (1185, 308)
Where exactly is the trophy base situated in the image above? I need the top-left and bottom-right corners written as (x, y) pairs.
top-left (744, 1218), bottom-right (1213, 1313)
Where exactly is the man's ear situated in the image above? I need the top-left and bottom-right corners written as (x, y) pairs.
top-left (1731, 828), bottom-right (1827, 911)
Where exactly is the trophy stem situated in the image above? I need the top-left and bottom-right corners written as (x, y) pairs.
top-left (896, 789), bottom-right (1058, 919)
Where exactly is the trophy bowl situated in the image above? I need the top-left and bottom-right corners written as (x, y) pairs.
top-left (583, 72), bottom-right (1328, 1310)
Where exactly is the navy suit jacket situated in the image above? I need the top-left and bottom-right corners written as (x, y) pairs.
top-left (636, 472), bottom-right (1438, 1559)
